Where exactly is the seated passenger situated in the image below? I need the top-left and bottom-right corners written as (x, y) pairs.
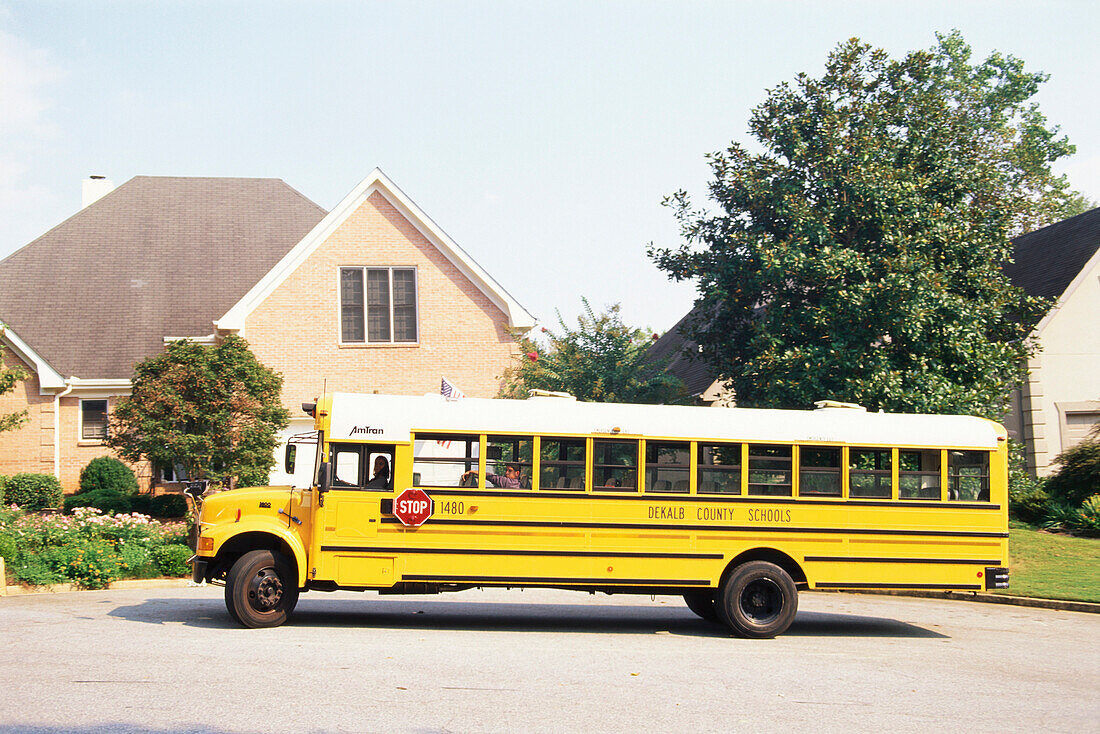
top-left (364, 456), bottom-right (390, 489)
top-left (461, 464), bottom-right (521, 488)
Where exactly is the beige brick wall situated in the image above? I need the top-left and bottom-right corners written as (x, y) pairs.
top-left (245, 190), bottom-right (519, 416)
top-left (56, 396), bottom-right (154, 492)
top-left (0, 348), bottom-right (53, 480)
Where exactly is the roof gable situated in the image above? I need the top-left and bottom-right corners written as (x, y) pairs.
top-left (0, 176), bottom-right (326, 379)
top-left (1005, 206), bottom-right (1100, 300)
top-left (216, 168), bottom-right (535, 332)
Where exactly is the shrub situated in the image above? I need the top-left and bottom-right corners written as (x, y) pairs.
top-left (130, 493), bottom-right (152, 516)
top-left (1045, 439), bottom-right (1100, 509)
top-left (0, 474), bottom-right (7, 505)
top-left (11, 550), bottom-right (64, 586)
top-left (118, 543), bottom-right (158, 579)
top-left (59, 538), bottom-right (121, 589)
top-left (1076, 495), bottom-right (1100, 536)
top-left (0, 532), bottom-right (15, 562)
top-left (1009, 479), bottom-right (1050, 525)
top-left (150, 493), bottom-right (188, 518)
top-left (65, 489), bottom-right (132, 515)
top-left (79, 456), bottom-right (139, 496)
top-left (151, 544), bottom-right (192, 577)
top-left (4, 473), bottom-right (63, 510)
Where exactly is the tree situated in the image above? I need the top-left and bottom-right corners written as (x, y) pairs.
top-left (106, 335), bottom-right (290, 488)
top-left (500, 299), bottom-right (685, 404)
top-left (0, 339), bottom-right (30, 434)
top-left (650, 32), bottom-right (1074, 417)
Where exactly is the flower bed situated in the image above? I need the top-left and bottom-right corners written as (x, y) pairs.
top-left (0, 505), bottom-right (192, 589)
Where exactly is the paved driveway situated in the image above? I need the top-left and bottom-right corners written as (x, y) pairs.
top-left (1, 586), bottom-right (1096, 733)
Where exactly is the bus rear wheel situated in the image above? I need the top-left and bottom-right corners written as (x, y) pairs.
top-left (683, 590), bottom-right (720, 623)
top-left (225, 549), bottom-right (299, 629)
top-left (717, 561), bottom-right (798, 638)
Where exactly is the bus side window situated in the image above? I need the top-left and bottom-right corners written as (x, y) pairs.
top-left (698, 443), bottom-right (742, 494)
top-left (899, 449), bottom-right (941, 499)
top-left (645, 441), bottom-right (690, 493)
top-left (540, 437), bottom-right (586, 491)
top-left (332, 445), bottom-right (363, 487)
top-left (594, 439), bottom-right (638, 492)
top-left (849, 448), bottom-right (892, 498)
top-left (949, 451), bottom-right (990, 501)
top-left (748, 444), bottom-right (792, 496)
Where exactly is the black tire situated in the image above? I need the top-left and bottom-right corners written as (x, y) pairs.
top-left (683, 590), bottom-right (721, 623)
top-left (716, 561), bottom-right (798, 638)
top-left (225, 549), bottom-right (299, 629)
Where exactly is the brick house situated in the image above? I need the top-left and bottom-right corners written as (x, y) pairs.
top-left (0, 170), bottom-right (534, 491)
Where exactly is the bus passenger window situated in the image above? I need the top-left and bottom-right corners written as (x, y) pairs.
top-left (849, 448), bottom-right (892, 498)
top-left (594, 439), bottom-right (638, 492)
top-left (486, 436), bottom-right (534, 489)
top-left (799, 447), bottom-right (841, 496)
top-left (698, 443), bottom-right (742, 494)
top-left (645, 442), bottom-right (689, 493)
top-left (899, 450), bottom-right (941, 499)
top-left (540, 438), bottom-right (586, 491)
top-left (748, 445), bottom-right (792, 496)
top-left (412, 434), bottom-right (479, 487)
top-left (949, 451), bottom-right (990, 501)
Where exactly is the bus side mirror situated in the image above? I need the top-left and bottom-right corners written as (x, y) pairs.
top-left (319, 461), bottom-right (332, 492)
top-left (285, 444), bottom-right (297, 474)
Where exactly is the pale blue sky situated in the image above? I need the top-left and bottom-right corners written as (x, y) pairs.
top-left (2, 1), bottom-right (1097, 333)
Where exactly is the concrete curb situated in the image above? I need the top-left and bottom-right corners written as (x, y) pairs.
top-left (3, 577), bottom-right (191, 596)
top-left (827, 588), bottom-right (1100, 614)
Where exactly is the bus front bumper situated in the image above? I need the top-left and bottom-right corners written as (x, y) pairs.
top-left (191, 557), bottom-right (209, 584)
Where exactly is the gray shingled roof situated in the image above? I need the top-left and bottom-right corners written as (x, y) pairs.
top-left (0, 176), bottom-right (326, 379)
top-left (1004, 206), bottom-right (1100, 300)
top-left (646, 307), bottom-right (715, 398)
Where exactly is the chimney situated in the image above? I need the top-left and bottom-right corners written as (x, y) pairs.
top-left (82, 175), bottom-right (115, 209)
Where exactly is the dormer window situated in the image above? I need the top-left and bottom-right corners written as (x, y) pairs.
top-left (340, 267), bottom-right (418, 344)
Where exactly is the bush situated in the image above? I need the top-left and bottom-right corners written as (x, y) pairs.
top-left (150, 493), bottom-right (188, 518)
top-left (58, 538), bottom-right (121, 589)
top-left (1010, 478), bottom-right (1050, 525)
top-left (1076, 495), bottom-right (1100, 536)
top-left (150, 544), bottom-right (192, 577)
top-left (79, 456), bottom-right (139, 496)
top-left (0, 474), bottom-right (7, 505)
top-left (0, 532), bottom-right (15, 562)
top-left (130, 493), bottom-right (152, 516)
top-left (1045, 439), bottom-right (1100, 509)
top-left (65, 489), bottom-right (134, 515)
top-left (118, 543), bottom-right (158, 579)
top-left (11, 550), bottom-right (64, 586)
top-left (4, 473), bottom-right (63, 511)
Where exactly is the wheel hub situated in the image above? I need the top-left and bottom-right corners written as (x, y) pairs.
top-left (739, 578), bottom-right (781, 623)
top-left (248, 569), bottom-right (283, 611)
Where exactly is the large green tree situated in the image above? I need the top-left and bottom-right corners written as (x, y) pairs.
top-left (650, 32), bottom-right (1074, 417)
top-left (500, 300), bottom-right (685, 404)
top-left (106, 335), bottom-right (290, 488)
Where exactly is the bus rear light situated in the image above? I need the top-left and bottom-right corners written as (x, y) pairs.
top-left (985, 567), bottom-right (1009, 590)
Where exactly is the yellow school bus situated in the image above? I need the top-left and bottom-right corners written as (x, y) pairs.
top-left (190, 392), bottom-right (1009, 637)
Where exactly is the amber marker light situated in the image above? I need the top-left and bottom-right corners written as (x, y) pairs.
top-left (199, 537), bottom-right (214, 552)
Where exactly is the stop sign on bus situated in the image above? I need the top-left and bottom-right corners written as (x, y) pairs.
top-left (393, 488), bottom-right (433, 527)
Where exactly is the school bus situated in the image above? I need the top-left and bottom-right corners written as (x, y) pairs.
top-left (189, 391), bottom-right (1010, 637)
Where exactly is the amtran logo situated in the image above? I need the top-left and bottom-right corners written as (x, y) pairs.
top-left (350, 425), bottom-right (384, 436)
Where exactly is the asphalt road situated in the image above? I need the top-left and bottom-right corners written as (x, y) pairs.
top-left (0, 586), bottom-right (1096, 733)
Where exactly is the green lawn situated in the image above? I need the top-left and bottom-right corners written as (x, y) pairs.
top-left (996, 526), bottom-right (1100, 603)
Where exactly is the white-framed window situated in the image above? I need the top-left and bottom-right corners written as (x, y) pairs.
top-left (339, 266), bottom-right (419, 344)
top-left (80, 399), bottom-right (109, 440)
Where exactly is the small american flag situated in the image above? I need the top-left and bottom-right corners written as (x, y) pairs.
top-left (441, 376), bottom-right (465, 400)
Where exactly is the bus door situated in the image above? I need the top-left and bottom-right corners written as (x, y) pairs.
top-left (315, 442), bottom-right (397, 586)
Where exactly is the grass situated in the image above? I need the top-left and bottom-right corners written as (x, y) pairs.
top-left (996, 525), bottom-right (1100, 603)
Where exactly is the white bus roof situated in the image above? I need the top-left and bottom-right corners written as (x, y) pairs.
top-left (324, 393), bottom-right (1004, 450)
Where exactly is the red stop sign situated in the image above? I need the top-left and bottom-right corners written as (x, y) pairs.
top-left (393, 488), bottom-right (433, 527)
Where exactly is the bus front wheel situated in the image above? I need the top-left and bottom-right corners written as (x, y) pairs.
top-left (717, 561), bottom-right (798, 638)
top-left (225, 549), bottom-right (300, 628)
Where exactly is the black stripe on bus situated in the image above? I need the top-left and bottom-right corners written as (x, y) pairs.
top-left (415, 489), bottom-right (1000, 511)
top-left (380, 516), bottom-right (1009, 539)
top-left (816, 582), bottom-right (983, 590)
top-left (402, 574), bottom-right (711, 586)
top-left (805, 556), bottom-right (1002, 565)
top-left (321, 546), bottom-right (723, 560)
